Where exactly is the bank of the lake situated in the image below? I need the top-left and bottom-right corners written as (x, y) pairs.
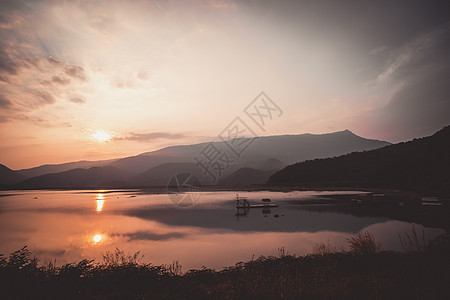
top-left (1, 232), bottom-right (449, 299)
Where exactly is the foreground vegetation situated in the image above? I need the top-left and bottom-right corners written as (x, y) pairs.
top-left (1, 232), bottom-right (449, 299)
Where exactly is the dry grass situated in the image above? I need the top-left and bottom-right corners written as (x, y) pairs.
top-left (313, 240), bottom-right (337, 255)
top-left (398, 225), bottom-right (427, 252)
top-left (347, 231), bottom-right (381, 255)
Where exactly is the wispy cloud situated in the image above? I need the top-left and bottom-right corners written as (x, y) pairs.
top-left (115, 132), bottom-right (187, 142)
top-left (42, 75), bottom-right (71, 86)
top-left (32, 91), bottom-right (56, 107)
top-left (64, 65), bottom-right (87, 82)
top-left (375, 29), bottom-right (446, 85)
top-left (0, 95), bottom-right (12, 108)
top-left (358, 25), bottom-right (450, 141)
top-left (69, 97), bottom-right (86, 104)
top-left (112, 231), bottom-right (185, 241)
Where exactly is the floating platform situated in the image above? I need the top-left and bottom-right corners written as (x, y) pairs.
top-left (235, 195), bottom-right (279, 209)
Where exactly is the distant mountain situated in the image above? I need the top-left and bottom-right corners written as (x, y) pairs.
top-left (131, 162), bottom-right (207, 187)
top-left (104, 130), bottom-right (390, 175)
top-left (268, 126), bottom-right (450, 193)
top-left (239, 158), bottom-right (285, 171)
top-left (218, 167), bottom-right (275, 185)
top-left (17, 159), bottom-right (116, 178)
top-left (13, 130), bottom-right (391, 188)
top-left (0, 164), bottom-right (27, 186)
top-left (16, 166), bottom-right (130, 189)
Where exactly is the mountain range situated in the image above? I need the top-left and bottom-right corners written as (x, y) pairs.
top-left (1, 129), bottom-right (391, 188)
top-left (268, 126), bottom-right (450, 193)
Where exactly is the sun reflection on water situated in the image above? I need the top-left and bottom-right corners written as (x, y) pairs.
top-left (93, 234), bottom-right (102, 243)
top-left (96, 194), bottom-right (105, 212)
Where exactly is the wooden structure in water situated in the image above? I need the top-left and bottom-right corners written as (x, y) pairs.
top-left (235, 195), bottom-right (279, 208)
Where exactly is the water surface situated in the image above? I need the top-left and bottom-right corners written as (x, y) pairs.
top-left (0, 190), bottom-right (444, 271)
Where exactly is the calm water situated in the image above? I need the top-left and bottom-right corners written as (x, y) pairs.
top-left (0, 190), bottom-right (444, 271)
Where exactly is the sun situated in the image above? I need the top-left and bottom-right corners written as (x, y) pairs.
top-left (90, 129), bottom-right (112, 143)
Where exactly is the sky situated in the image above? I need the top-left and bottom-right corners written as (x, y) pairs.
top-left (0, 0), bottom-right (449, 169)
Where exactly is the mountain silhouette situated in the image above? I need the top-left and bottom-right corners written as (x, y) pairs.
top-left (8, 130), bottom-right (391, 189)
top-left (0, 164), bottom-right (27, 186)
top-left (218, 167), bottom-right (275, 185)
top-left (17, 159), bottom-right (115, 178)
top-left (268, 126), bottom-right (450, 193)
top-left (17, 129), bottom-right (391, 176)
top-left (131, 162), bottom-right (206, 187)
top-left (16, 166), bottom-right (130, 189)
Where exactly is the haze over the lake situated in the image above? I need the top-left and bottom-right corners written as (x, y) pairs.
top-left (0, 0), bottom-right (449, 169)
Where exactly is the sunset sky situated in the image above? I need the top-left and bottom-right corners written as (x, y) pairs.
top-left (1, 0), bottom-right (449, 169)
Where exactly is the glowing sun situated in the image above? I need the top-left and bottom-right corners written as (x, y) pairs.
top-left (90, 130), bottom-right (112, 142)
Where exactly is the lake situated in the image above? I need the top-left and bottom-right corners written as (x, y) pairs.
top-left (0, 190), bottom-right (444, 271)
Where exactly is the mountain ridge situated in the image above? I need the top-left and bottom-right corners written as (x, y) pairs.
top-left (3, 129), bottom-right (392, 188)
top-left (268, 125), bottom-right (450, 193)
top-left (0, 164), bottom-right (27, 186)
top-left (16, 166), bottom-right (131, 189)
top-left (15, 129), bottom-right (390, 176)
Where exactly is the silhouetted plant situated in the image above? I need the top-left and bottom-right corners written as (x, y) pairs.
top-left (102, 247), bottom-right (143, 267)
top-left (1, 238), bottom-right (449, 299)
top-left (398, 225), bottom-right (427, 252)
top-left (313, 240), bottom-right (337, 255)
top-left (0, 254), bottom-right (6, 268)
top-left (163, 260), bottom-right (183, 276)
top-left (7, 246), bottom-right (38, 269)
top-left (277, 246), bottom-right (288, 257)
top-left (347, 231), bottom-right (381, 255)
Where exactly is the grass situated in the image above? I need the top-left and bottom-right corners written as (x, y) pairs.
top-left (347, 231), bottom-right (381, 255)
top-left (1, 233), bottom-right (449, 299)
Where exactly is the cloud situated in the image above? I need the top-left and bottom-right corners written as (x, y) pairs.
top-left (0, 95), bottom-right (12, 108)
top-left (69, 97), bottom-right (86, 104)
top-left (360, 25), bottom-right (450, 140)
top-left (41, 75), bottom-right (71, 86)
top-left (0, 37), bottom-right (88, 125)
top-left (115, 132), bottom-right (186, 142)
top-left (375, 29), bottom-right (444, 85)
top-left (34, 248), bottom-right (66, 257)
top-left (64, 65), bottom-right (87, 81)
top-left (112, 231), bottom-right (185, 241)
top-left (12, 114), bottom-right (53, 127)
top-left (137, 71), bottom-right (149, 80)
top-left (0, 45), bottom-right (20, 80)
top-left (114, 81), bottom-right (135, 89)
top-left (368, 46), bottom-right (388, 56)
top-left (51, 75), bottom-right (70, 85)
top-left (33, 91), bottom-right (56, 107)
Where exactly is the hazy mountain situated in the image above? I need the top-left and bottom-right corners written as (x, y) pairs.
top-left (130, 157), bottom-right (285, 187)
top-left (16, 166), bottom-right (130, 189)
top-left (239, 158), bottom-right (285, 171)
top-left (0, 164), bottom-right (27, 186)
top-left (16, 130), bottom-right (389, 178)
top-left (218, 167), bottom-right (275, 185)
top-left (109, 130), bottom-right (390, 175)
top-left (14, 130), bottom-right (391, 188)
top-left (131, 162), bottom-right (208, 187)
top-left (17, 159), bottom-right (116, 178)
top-left (268, 126), bottom-right (450, 193)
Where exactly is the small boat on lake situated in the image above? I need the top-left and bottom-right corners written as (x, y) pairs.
top-left (235, 195), bottom-right (278, 208)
